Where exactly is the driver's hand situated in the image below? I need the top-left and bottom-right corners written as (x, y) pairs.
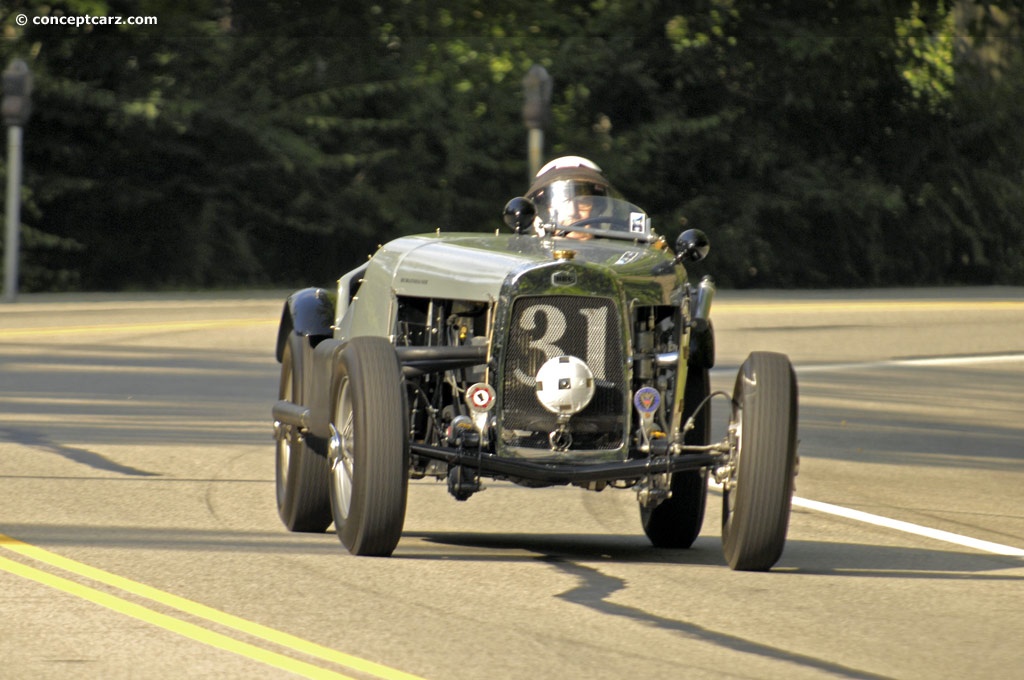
top-left (565, 229), bottom-right (593, 241)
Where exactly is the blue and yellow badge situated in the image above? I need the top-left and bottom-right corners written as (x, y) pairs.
top-left (633, 387), bottom-right (661, 415)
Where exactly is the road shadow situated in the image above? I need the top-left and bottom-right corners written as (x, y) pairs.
top-left (400, 531), bottom-right (1024, 579)
top-left (1, 522), bottom-right (343, 556)
top-left (542, 557), bottom-right (895, 680)
top-left (0, 343), bottom-right (277, 447)
top-left (6, 521), bottom-right (1020, 578)
top-left (713, 362), bottom-right (1024, 472)
top-left (0, 427), bottom-right (159, 476)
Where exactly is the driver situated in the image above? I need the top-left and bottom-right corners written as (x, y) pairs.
top-left (565, 196), bottom-right (595, 240)
top-left (526, 156), bottom-right (622, 238)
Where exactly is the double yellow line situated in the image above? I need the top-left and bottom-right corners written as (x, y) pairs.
top-left (0, 533), bottom-right (424, 679)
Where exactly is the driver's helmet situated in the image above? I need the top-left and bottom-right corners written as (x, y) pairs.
top-left (526, 156), bottom-right (621, 235)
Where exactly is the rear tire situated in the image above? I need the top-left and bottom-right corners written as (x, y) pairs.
top-left (328, 336), bottom-right (409, 556)
top-left (641, 367), bottom-right (710, 549)
top-left (275, 332), bottom-right (332, 533)
top-left (721, 352), bottom-right (798, 571)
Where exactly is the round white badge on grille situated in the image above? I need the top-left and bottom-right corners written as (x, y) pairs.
top-left (466, 383), bottom-right (496, 412)
top-left (534, 355), bottom-right (596, 415)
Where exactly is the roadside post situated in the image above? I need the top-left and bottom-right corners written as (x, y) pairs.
top-left (521, 64), bottom-right (552, 180)
top-left (3, 58), bottom-right (32, 303)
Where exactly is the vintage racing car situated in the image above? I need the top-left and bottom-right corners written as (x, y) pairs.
top-left (271, 158), bottom-right (799, 571)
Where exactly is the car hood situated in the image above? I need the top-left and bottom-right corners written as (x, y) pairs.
top-left (377, 232), bottom-right (681, 303)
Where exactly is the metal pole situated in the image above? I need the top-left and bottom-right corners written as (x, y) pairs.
top-left (522, 64), bottom-right (551, 183)
top-left (4, 124), bottom-right (22, 302)
top-left (528, 128), bottom-right (544, 181)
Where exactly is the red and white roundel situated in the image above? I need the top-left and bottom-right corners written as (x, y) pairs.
top-left (466, 383), bottom-right (496, 412)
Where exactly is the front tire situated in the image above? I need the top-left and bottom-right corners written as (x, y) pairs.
top-left (275, 332), bottom-right (332, 533)
top-left (721, 352), bottom-right (798, 571)
top-left (328, 336), bottom-right (409, 556)
top-left (641, 367), bottom-right (711, 549)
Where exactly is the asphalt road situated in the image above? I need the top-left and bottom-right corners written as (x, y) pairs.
top-left (1, 288), bottom-right (1022, 680)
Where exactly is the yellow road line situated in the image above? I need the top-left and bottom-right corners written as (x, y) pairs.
top-left (0, 318), bottom-right (275, 338)
top-left (0, 554), bottom-right (354, 680)
top-left (0, 533), bottom-right (426, 680)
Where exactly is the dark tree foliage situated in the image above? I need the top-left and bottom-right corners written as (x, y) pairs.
top-left (0, 0), bottom-right (1021, 290)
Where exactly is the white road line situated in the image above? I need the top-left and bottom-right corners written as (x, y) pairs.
top-left (710, 483), bottom-right (1024, 557)
top-left (712, 353), bottom-right (1024, 378)
top-left (793, 353), bottom-right (1024, 374)
top-left (793, 497), bottom-right (1024, 557)
top-left (888, 353), bottom-right (1024, 368)
top-left (792, 352), bottom-right (1024, 555)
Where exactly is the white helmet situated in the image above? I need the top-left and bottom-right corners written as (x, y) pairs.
top-left (527, 156), bottom-right (619, 235)
top-left (535, 156), bottom-right (604, 177)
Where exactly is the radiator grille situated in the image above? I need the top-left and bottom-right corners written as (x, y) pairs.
top-left (501, 295), bottom-right (625, 451)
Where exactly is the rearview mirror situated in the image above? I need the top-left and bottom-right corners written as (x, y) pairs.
top-left (674, 229), bottom-right (710, 264)
top-left (503, 197), bottom-right (537, 234)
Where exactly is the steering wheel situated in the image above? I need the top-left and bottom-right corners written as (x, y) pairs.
top-left (564, 216), bottom-right (632, 232)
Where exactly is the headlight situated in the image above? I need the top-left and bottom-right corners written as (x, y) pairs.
top-left (534, 355), bottom-right (595, 415)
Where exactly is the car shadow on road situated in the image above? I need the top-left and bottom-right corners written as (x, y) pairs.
top-left (401, 531), bottom-right (725, 565)
top-left (400, 531), bottom-right (1024, 579)
top-left (400, 533), bottom-right (1020, 680)
top-left (4, 522), bottom-right (1019, 579)
top-left (776, 538), bottom-right (1024, 578)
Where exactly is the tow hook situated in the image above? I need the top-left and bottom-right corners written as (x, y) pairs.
top-left (636, 473), bottom-right (672, 509)
top-left (445, 415), bottom-right (484, 501)
top-left (447, 465), bottom-right (481, 501)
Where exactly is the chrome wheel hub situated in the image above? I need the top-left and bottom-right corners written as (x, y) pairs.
top-left (330, 381), bottom-right (355, 520)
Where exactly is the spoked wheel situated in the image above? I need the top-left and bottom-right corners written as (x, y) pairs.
top-left (275, 332), bottom-right (332, 532)
top-left (721, 351), bottom-right (798, 571)
top-left (328, 336), bottom-right (409, 557)
top-left (641, 367), bottom-right (711, 549)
